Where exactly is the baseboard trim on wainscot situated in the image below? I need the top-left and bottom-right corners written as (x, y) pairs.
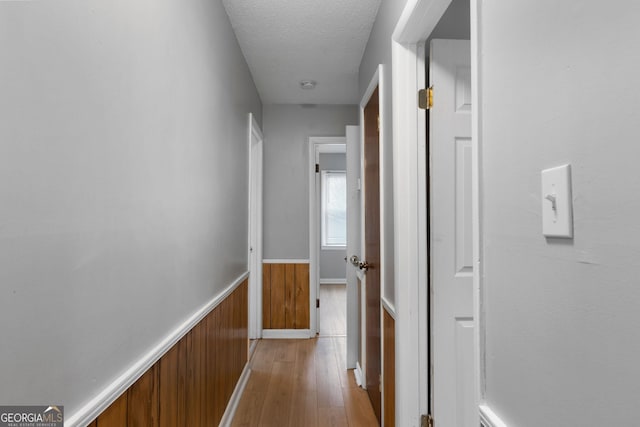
top-left (480, 404), bottom-right (508, 427)
top-left (219, 363), bottom-right (252, 427)
top-left (354, 361), bottom-right (364, 387)
top-left (262, 329), bottom-right (314, 339)
top-left (66, 271), bottom-right (249, 427)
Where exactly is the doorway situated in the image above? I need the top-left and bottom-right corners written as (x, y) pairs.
top-left (308, 137), bottom-right (347, 339)
top-left (317, 151), bottom-right (348, 338)
top-left (391, 0), bottom-right (480, 425)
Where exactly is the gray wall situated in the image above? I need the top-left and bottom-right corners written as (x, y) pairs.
top-left (425, 0), bottom-right (470, 57)
top-left (358, 0), bottom-right (407, 306)
top-left (0, 0), bottom-right (261, 417)
top-left (481, 1), bottom-right (640, 425)
top-left (319, 153), bottom-right (347, 281)
top-left (263, 105), bottom-right (358, 259)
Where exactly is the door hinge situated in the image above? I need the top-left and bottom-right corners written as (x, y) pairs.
top-left (315, 163), bottom-right (320, 173)
top-left (421, 414), bottom-right (434, 427)
top-left (418, 86), bottom-right (434, 110)
top-left (377, 115), bottom-right (380, 133)
top-left (379, 373), bottom-right (382, 392)
top-left (316, 298), bottom-right (320, 308)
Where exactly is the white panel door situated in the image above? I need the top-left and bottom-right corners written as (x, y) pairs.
top-left (430, 39), bottom-right (475, 427)
top-left (345, 125), bottom-right (361, 369)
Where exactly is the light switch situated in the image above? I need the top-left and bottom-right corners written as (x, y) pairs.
top-left (541, 164), bottom-right (573, 238)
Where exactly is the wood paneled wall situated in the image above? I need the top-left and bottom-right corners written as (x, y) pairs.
top-left (383, 307), bottom-right (396, 427)
top-left (262, 263), bottom-right (309, 329)
top-left (88, 280), bottom-right (248, 427)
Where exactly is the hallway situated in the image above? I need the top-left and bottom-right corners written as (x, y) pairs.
top-left (231, 337), bottom-right (377, 427)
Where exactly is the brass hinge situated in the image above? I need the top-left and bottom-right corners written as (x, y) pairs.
top-left (421, 414), bottom-right (434, 427)
top-left (316, 298), bottom-right (320, 308)
top-left (315, 163), bottom-right (320, 173)
top-left (377, 116), bottom-right (380, 133)
top-left (418, 86), bottom-right (434, 110)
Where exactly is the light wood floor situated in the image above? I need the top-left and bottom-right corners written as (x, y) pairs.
top-left (319, 283), bottom-right (347, 337)
top-left (231, 337), bottom-right (378, 427)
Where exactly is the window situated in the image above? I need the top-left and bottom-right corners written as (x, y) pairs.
top-left (321, 170), bottom-right (347, 248)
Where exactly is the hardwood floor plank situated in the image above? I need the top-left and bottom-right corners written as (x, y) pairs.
top-left (231, 391), bottom-right (265, 427)
top-left (259, 361), bottom-right (295, 426)
top-left (274, 338), bottom-right (298, 363)
top-left (315, 338), bottom-right (345, 409)
top-left (231, 338), bottom-right (378, 427)
top-left (318, 407), bottom-right (348, 427)
top-left (292, 339), bottom-right (317, 392)
top-left (319, 284), bottom-right (346, 336)
top-left (289, 391), bottom-right (318, 427)
top-left (342, 384), bottom-right (379, 426)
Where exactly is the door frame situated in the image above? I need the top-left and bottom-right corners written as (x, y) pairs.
top-left (391, 0), bottom-right (483, 425)
top-left (248, 112), bottom-right (264, 340)
top-left (308, 136), bottom-right (347, 338)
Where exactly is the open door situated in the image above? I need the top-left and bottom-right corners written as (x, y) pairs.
top-left (248, 113), bottom-right (263, 340)
top-left (345, 125), bottom-right (361, 369)
top-left (363, 86), bottom-right (382, 423)
top-left (429, 39), bottom-right (475, 426)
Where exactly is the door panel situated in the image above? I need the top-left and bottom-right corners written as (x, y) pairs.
top-left (430, 39), bottom-right (475, 427)
top-left (346, 125), bottom-right (361, 369)
top-left (364, 86), bottom-right (381, 423)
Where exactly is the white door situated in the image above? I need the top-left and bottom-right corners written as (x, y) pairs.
top-left (345, 125), bottom-right (360, 369)
top-left (430, 39), bottom-right (476, 427)
top-left (248, 113), bottom-right (263, 339)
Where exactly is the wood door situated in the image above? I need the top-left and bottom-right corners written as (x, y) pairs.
top-left (363, 86), bottom-right (381, 423)
top-left (429, 39), bottom-right (475, 427)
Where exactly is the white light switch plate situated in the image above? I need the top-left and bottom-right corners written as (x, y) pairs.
top-left (541, 164), bottom-right (573, 238)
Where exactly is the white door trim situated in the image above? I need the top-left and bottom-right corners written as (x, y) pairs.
top-left (391, 0), bottom-right (483, 425)
top-left (248, 113), bottom-right (263, 340)
top-left (309, 137), bottom-right (346, 338)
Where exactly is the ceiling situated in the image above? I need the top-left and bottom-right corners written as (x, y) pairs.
top-left (222, 0), bottom-right (381, 105)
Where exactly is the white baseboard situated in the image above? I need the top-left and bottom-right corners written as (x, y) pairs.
top-left (480, 405), bottom-right (508, 427)
top-left (65, 271), bottom-right (249, 427)
top-left (262, 329), bottom-right (314, 339)
top-left (219, 363), bottom-right (252, 427)
top-left (354, 361), bottom-right (364, 387)
top-left (248, 339), bottom-right (258, 359)
top-left (320, 278), bottom-right (347, 285)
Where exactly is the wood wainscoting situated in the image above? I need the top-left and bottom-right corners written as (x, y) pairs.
top-left (383, 306), bottom-right (396, 427)
top-left (262, 262), bottom-right (309, 329)
top-left (88, 279), bottom-right (248, 427)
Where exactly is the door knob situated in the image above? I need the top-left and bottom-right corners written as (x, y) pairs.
top-left (349, 255), bottom-right (360, 266)
top-left (358, 261), bottom-right (370, 271)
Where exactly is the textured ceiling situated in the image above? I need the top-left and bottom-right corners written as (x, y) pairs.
top-left (222, 0), bottom-right (381, 105)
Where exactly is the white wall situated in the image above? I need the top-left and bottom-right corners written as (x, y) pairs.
top-left (319, 153), bottom-right (347, 281)
top-left (0, 0), bottom-right (261, 417)
top-left (481, 1), bottom-right (640, 425)
top-left (263, 105), bottom-right (358, 259)
top-left (358, 0), bottom-right (407, 306)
